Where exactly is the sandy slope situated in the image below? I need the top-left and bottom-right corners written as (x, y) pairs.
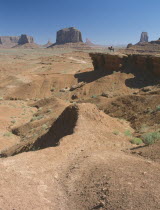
top-left (0, 104), bottom-right (160, 209)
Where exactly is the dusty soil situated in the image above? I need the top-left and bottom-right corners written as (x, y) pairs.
top-left (0, 48), bottom-right (160, 210)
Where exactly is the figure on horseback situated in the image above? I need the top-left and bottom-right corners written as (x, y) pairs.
top-left (108, 46), bottom-right (114, 52)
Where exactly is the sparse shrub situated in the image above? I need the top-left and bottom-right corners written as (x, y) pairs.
top-left (113, 130), bottom-right (119, 135)
top-left (146, 107), bottom-right (153, 114)
top-left (47, 109), bottom-right (52, 113)
top-left (3, 132), bottom-right (12, 137)
top-left (124, 130), bottom-right (132, 136)
top-left (130, 138), bottom-right (143, 145)
top-left (11, 120), bottom-right (16, 124)
top-left (142, 131), bottom-right (160, 145)
top-left (0, 97), bottom-right (3, 100)
top-left (31, 115), bottom-right (44, 122)
top-left (42, 124), bottom-right (48, 130)
top-left (156, 105), bottom-right (160, 111)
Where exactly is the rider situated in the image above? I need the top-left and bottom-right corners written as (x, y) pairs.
top-left (110, 46), bottom-right (114, 52)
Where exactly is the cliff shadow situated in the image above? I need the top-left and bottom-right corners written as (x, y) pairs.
top-left (74, 70), bottom-right (112, 83)
top-left (75, 67), bottom-right (160, 89)
top-left (124, 69), bottom-right (160, 89)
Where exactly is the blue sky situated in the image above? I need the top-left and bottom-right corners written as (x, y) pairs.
top-left (0, 0), bottom-right (159, 45)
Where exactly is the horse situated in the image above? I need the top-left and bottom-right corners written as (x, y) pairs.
top-left (108, 46), bottom-right (114, 52)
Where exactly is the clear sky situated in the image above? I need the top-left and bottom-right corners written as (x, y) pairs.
top-left (0, 0), bottom-right (159, 45)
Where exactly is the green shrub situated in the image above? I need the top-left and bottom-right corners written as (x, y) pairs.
top-left (130, 138), bottom-right (143, 145)
top-left (124, 130), bottom-right (132, 136)
top-left (142, 131), bottom-right (160, 145)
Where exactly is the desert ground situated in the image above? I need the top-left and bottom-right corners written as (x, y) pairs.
top-left (0, 47), bottom-right (160, 210)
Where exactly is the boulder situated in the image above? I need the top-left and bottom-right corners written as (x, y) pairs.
top-left (56, 27), bottom-right (83, 45)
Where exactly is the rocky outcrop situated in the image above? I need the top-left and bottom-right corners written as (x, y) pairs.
top-left (56, 27), bottom-right (83, 45)
top-left (90, 53), bottom-right (160, 77)
top-left (18, 34), bottom-right (34, 45)
top-left (139, 32), bottom-right (149, 43)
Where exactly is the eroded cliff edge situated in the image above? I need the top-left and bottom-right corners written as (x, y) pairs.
top-left (90, 53), bottom-right (160, 77)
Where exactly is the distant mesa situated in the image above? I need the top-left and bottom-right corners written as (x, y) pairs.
top-left (0, 34), bottom-right (34, 48)
top-left (54, 27), bottom-right (83, 45)
top-left (0, 36), bottom-right (20, 48)
top-left (48, 27), bottom-right (87, 49)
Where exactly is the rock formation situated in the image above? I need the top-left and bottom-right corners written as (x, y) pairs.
top-left (85, 38), bottom-right (95, 46)
top-left (18, 34), bottom-right (34, 45)
top-left (139, 32), bottom-right (149, 43)
top-left (43, 41), bottom-right (53, 48)
top-left (56, 27), bottom-right (83, 45)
